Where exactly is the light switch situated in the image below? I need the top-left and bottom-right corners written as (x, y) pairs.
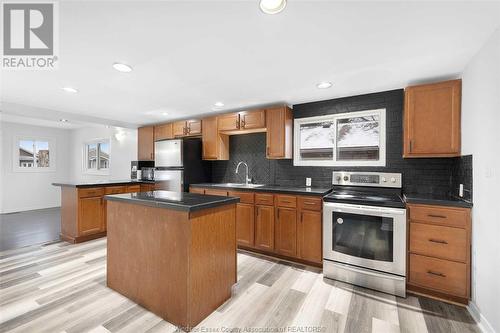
top-left (306, 178), bottom-right (312, 187)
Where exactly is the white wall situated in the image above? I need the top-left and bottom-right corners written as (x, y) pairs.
top-left (68, 127), bottom-right (137, 182)
top-left (462, 28), bottom-right (500, 333)
top-left (0, 122), bottom-right (71, 213)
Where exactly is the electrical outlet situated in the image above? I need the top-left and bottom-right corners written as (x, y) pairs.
top-left (459, 184), bottom-right (464, 197)
top-left (306, 178), bottom-right (312, 187)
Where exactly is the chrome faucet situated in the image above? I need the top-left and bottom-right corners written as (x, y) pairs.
top-left (236, 162), bottom-right (251, 185)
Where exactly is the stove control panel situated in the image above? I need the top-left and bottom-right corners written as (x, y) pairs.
top-left (332, 171), bottom-right (402, 188)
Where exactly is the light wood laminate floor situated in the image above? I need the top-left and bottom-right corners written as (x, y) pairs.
top-left (0, 238), bottom-right (478, 333)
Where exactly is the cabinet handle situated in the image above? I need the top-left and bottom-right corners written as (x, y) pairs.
top-left (427, 270), bottom-right (446, 278)
top-left (300, 212), bottom-right (303, 222)
top-left (241, 119), bottom-right (246, 128)
top-left (236, 119), bottom-right (240, 129)
top-left (409, 140), bottom-right (413, 152)
top-left (187, 126), bottom-right (191, 134)
top-left (429, 238), bottom-right (448, 244)
top-left (266, 147), bottom-right (270, 156)
top-left (277, 208), bottom-right (280, 219)
top-left (428, 214), bottom-right (447, 219)
top-left (304, 202), bottom-right (316, 205)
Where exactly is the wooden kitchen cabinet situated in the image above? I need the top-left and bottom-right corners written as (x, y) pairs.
top-left (217, 113), bottom-right (240, 131)
top-left (138, 126), bottom-right (155, 161)
top-left (407, 203), bottom-right (471, 304)
top-left (404, 79), bottom-right (461, 157)
top-left (79, 196), bottom-right (104, 235)
top-left (255, 205), bottom-right (275, 251)
top-left (298, 210), bottom-right (322, 264)
top-left (154, 123), bottom-right (174, 141)
top-left (275, 207), bottom-right (297, 257)
top-left (202, 117), bottom-right (229, 160)
top-left (188, 186), bottom-right (323, 266)
top-left (266, 106), bottom-right (293, 159)
top-left (239, 110), bottom-right (266, 130)
top-left (173, 121), bottom-right (187, 136)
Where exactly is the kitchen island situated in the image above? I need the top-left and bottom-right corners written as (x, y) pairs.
top-left (104, 190), bottom-right (239, 331)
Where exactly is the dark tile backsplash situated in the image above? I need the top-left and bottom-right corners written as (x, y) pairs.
top-left (451, 154), bottom-right (473, 201)
top-left (211, 89), bottom-right (473, 200)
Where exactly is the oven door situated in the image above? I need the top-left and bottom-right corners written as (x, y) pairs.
top-left (323, 202), bottom-right (406, 276)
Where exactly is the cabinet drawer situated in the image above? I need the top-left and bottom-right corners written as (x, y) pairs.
top-left (228, 191), bottom-right (254, 204)
top-left (127, 185), bottom-right (141, 193)
top-left (104, 186), bottom-right (128, 195)
top-left (255, 193), bottom-right (274, 206)
top-left (204, 188), bottom-right (228, 197)
top-left (276, 194), bottom-right (297, 208)
top-left (78, 187), bottom-right (105, 198)
top-left (409, 254), bottom-right (467, 297)
top-left (410, 222), bottom-right (467, 262)
top-left (409, 204), bottom-right (469, 228)
top-left (298, 196), bottom-right (322, 211)
top-left (189, 187), bottom-right (205, 194)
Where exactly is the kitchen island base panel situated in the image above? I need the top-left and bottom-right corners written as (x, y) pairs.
top-left (60, 231), bottom-right (106, 244)
top-left (106, 201), bottom-right (236, 331)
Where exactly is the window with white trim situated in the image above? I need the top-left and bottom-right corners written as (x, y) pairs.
top-left (84, 139), bottom-right (110, 174)
top-left (14, 138), bottom-right (55, 172)
top-left (293, 109), bottom-right (386, 166)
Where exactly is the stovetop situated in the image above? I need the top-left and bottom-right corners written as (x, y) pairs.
top-left (323, 186), bottom-right (405, 209)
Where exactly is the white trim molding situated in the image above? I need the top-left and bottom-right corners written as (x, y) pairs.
top-left (468, 301), bottom-right (497, 333)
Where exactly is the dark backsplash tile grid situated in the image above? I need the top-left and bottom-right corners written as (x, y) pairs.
top-left (211, 90), bottom-right (472, 199)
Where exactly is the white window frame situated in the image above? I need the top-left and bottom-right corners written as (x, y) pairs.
top-left (13, 136), bottom-right (56, 172)
top-left (293, 108), bottom-right (386, 167)
top-left (83, 138), bottom-right (111, 175)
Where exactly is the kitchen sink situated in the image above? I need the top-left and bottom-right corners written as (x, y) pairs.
top-left (211, 183), bottom-right (265, 188)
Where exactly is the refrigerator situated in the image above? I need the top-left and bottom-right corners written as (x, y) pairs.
top-left (154, 138), bottom-right (211, 192)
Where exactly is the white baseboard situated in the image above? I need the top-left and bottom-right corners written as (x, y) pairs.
top-left (468, 301), bottom-right (497, 333)
top-left (0, 205), bottom-right (60, 214)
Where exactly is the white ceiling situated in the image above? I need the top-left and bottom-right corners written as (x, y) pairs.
top-left (1, 0), bottom-right (499, 127)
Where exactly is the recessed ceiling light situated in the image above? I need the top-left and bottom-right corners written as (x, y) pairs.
top-left (260, 0), bottom-right (287, 14)
top-left (316, 81), bottom-right (332, 89)
top-left (113, 62), bottom-right (133, 73)
top-left (59, 119), bottom-right (68, 122)
top-left (214, 102), bottom-right (224, 108)
top-left (61, 87), bottom-right (78, 93)
top-left (161, 112), bottom-right (169, 116)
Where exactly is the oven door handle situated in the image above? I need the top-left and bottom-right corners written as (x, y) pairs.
top-left (326, 203), bottom-right (406, 216)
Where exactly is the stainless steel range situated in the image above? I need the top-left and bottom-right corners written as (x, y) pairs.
top-left (323, 171), bottom-right (407, 297)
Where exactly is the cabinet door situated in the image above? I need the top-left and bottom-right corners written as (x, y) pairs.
top-left (79, 197), bottom-right (103, 235)
top-left (154, 123), bottom-right (173, 141)
top-left (236, 203), bottom-right (255, 247)
top-left (240, 110), bottom-right (265, 130)
top-left (218, 113), bottom-right (240, 131)
top-left (138, 126), bottom-right (154, 161)
top-left (202, 117), bottom-right (216, 159)
top-left (255, 205), bottom-right (275, 251)
top-left (298, 210), bottom-right (322, 263)
top-left (173, 121), bottom-right (186, 137)
top-left (275, 207), bottom-right (297, 257)
top-left (266, 106), bottom-right (293, 159)
top-left (186, 119), bottom-right (202, 136)
top-left (404, 79), bottom-right (461, 157)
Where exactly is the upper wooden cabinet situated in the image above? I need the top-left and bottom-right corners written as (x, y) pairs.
top-left (154, 123), bottom-right (174, 141)
top-left (217, 113), bottom-right (241, 131)
top-left (239, 110), bottom-right (266, 130)
top-left (138, 126), bottom-right (155, 161)
top-left (218, 109), bottom-right (266, 133)
top-left (266, 106), bottom-right (293, 159)
top-left (202, 117), bottom-right (229, 160)
top-left (404, 79), bottom-right (461, 158)
top-left (173, 120), bottom-right (202, 137)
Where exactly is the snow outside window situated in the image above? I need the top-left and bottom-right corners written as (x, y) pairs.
top-left (293, 109), bottom-right (386, 167)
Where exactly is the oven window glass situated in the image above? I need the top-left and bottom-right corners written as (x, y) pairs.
top-left (332, 212), bottom-right (394, 262)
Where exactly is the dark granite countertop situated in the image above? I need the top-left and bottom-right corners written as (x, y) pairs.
top-left (52, 179), bottom-right (155, 188)
top-left (190, 183), bottom-right (332, 196)
top-left (105, 190), bottom-right (240, 212)
top-left (404, 193), bottom-right (473, 208)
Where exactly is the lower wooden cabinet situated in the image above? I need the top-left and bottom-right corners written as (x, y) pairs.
top-left (407, 203), bottom-right (471, 304)
top-left (297, 210), bottom-right (322, 263)
top-left (189, 186), bottom-right (323, 266)
top-left (235, 203), bottom-right (255, 247)
top-left (79, 196), bottom-right (104, 235)
top-left (275, 207), bottom-right (297, 257)
top-left (255, 205), bottom-right (275, 251)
